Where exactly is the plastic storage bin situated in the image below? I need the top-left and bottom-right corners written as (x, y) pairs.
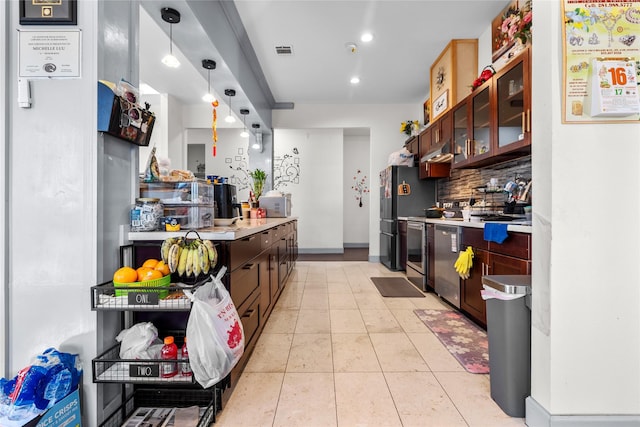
top-left (481, 274), bottom-right (531, 418)
top-left (140, 180), bottom-right (214, 205)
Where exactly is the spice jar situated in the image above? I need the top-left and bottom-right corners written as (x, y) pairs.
top-left (131, 198), bottom-right (163, 231)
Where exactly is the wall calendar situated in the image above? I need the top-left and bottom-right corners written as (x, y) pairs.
top-left (562, 0), bottom-right (640, 123)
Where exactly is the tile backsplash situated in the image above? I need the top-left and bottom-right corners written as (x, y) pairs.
top-left (437, 155), bottom-right (531, 208)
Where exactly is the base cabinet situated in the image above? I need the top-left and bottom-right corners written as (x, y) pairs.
top-left (460, 227), bottom-right (531, 328)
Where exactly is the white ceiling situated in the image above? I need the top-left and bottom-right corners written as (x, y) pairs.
top-left (140, 0), bottom-right (510, 122)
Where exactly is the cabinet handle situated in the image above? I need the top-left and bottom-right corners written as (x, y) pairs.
top-left (242, 309), bottom-right (255, 318)
top-left (526, 109), bottom-right (531, 133)
top-left (243, 263), bottom-right (256, 270)
top-left (521, 111), bottom-right (525, 134)
top-left (243, 236), bottom-right (256, 242)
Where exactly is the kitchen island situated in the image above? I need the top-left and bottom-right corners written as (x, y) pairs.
top-left (128, 217), bottom-right (298, 407)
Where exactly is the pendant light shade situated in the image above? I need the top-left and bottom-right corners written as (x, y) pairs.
top-left (240, 109), bottom-right (249, 138)
top-left (251, 123), bottom-right (263, 151)
top-left (201, 59), bottom-right (217, 103)
top-left (161, 8), bottom-right (181, 68)
top-left (224, 89), bottom-right (236, 123)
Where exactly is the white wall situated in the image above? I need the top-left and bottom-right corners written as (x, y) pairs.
top-left (0, 1), bottom-right (6, 379)
top-left (343, 135), bottom-right (371, 246)
top-left (4, 1), bottom-right (100, 423)
top-left (529, 0), bottom-right (640, 419)
top-left (186, 127), bottom-right (255, 203)
top-left (273, 104), bottom-right (421, 259)
top-left (274, 128), bottom-right (344, 252)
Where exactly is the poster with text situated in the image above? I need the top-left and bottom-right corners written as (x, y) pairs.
top-left (562, 1), bottom-right (640, 123)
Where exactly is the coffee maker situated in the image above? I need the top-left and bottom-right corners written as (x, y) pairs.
top-left (214, 183), bottom-right (241, 218)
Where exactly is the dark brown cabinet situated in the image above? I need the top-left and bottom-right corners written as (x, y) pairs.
top-left (418, 114), bottom-right (452, 179)
top-left (460, 227), bottom-right (531, 328)
top-left (403, 136), bottom-right (419, 164)
top-left (426, 224), bottom-right (435, 290)
top-left (453, 47), bottom-right (531, 169)
top-left (399, 220), bottom-right (407, 271)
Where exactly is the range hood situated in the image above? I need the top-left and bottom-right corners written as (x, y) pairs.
top-left (421, 144), bottom-right (453, 163)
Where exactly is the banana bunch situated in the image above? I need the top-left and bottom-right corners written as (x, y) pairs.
top-left (454, 246), bottom-right (474, 280)
top-left (161, 236), bottom-right (218, 277)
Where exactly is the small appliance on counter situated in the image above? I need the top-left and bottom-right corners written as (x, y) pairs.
top-left (259, 192), bottom-right (292, 217)
top-left (214, 183), bottom-right (241, 219)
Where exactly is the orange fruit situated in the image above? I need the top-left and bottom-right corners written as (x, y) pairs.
top-left (139, 268), bottom-right (163, 282)
top-left (142, 259), bottom-right (159, 268)
top-left (154, 260), bottom-right (170, 276)
top-left (113, 266), bottom-right (138, 283)
top-left (136, 267), bottom-right (153, 281)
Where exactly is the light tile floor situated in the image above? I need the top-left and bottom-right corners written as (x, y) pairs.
top-left (215, 261), bottom-right (526, 427)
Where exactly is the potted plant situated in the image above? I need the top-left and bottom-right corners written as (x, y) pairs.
top-left (249, 168), bottom-right (267, 202)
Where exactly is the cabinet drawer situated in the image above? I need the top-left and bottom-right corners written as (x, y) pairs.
top-left (489, 232), bottom-right (531, 259)
top-left (461, 227), bottom-right (488, 250)
top-left (272, 226), bottom-right (281, 242)
top-left (229, 261), bottom-right (259, 308)
top-left (260, 229), bottom-right (273, 250)
top-left (240, 296), bottom-right (260, 348)
top-left (229, 234), bottom-right (262, 271)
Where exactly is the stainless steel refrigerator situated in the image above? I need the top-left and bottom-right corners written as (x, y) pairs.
top-left (379, 165), bottom-right (436, 270)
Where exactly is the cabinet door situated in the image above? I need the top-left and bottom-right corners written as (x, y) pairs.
top-left (426, 224), bottom-right (435, 290)
top-left (487, 252), bottom-right (530, 276)
top-left (461, 248), bottom-right (488, 327)
top-left (452, 98), bottom-right (471, 166)
top-left (496, 48), bottom-right (531, 154)
top-left (258, 251), bottom-right (271, 319)
top-left (471, 84), bottom-right (492, 159)
top-left (418, 128), bottom-right (431, 160)
top-left (399, 220), bottom-right (407, 271)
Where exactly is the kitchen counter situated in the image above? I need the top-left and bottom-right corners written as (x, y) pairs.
top-left (399, 216), bottom-right (532, 234)
top-left (128, 217), bottom-right (296, 241)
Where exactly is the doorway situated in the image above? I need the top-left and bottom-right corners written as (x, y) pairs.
top-left (187, 144), bottom-right (206, 179)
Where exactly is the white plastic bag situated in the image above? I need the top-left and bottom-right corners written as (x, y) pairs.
top-left (185, 267), bottom-right (245, 388)
top-left (388, 147), bottom-right (414, 166)
top-left (116, 322), bottom-right (161, 359)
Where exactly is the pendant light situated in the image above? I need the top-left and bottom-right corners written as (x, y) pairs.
top-left (252, 123), bottom-right (263, 152)
top-left (224, 89), bottom-right (236, 123)
top-left (201, 59), bottom-right (217, 103)
top-left (161, 8), bottom-right (181, 68)
top-left (239, 109), bottom-right (250, 138)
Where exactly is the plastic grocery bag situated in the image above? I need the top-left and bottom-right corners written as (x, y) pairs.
top-left (388, 147), bottom-right (414, 166)
top-left (185, 267), bottom-right (245, 388)
top-left (116, 322), bottom-right (162, 359)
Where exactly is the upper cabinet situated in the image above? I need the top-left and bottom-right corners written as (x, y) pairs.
top-left (430, 39), bottom-right (478, 122)
top-left (452, 47), bottom-right (531, 169)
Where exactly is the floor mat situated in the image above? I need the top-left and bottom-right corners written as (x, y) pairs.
top-left (370, 277), bottom-right (425, 298)
top-left (414, 309), bottom-right (489, 374)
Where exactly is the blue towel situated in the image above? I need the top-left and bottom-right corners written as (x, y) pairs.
top-left (484, 223), bottom-right (509, 244)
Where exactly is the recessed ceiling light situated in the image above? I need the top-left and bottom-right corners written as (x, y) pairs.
top-left (360, 33), bottom-right (373, 42)
top-left (350, 77), bottom-right (360, 84)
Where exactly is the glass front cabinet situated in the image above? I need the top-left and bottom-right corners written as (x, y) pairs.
top-left (452, 47), bottom-right (531, 169)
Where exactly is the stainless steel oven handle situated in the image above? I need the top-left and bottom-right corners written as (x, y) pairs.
top-left (407, 222), bottom-right (424, 231)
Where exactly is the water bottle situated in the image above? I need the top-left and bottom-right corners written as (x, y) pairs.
top-left (160, 336), bottom-right (178, 378)
top-left (180, 337), bottom-right (192, 377)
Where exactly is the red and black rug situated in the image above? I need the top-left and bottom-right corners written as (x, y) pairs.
top-left (414, 309), bottom-right (489, 374)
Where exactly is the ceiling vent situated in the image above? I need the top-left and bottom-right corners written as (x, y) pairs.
top-left (275, 45), bottom-right (293, 55)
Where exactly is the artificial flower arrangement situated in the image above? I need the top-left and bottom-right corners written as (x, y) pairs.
top-left (498, 0), bottom-right (532, 47)
top-left (400, 120), bottom-right (420, 136)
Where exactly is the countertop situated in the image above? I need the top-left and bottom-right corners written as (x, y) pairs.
top-left (398, 216), bottom-right (532, 234)
top-left (128, 217), bottom-right (296, 241)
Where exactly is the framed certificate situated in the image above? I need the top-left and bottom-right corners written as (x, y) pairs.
top-left (20, 0), bottom-right (77, 25)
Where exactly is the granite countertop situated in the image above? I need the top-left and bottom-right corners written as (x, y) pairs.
top-left (128, 217), bottom-right (296, 241)
top-left (398, 216), bottom-right (532, 234)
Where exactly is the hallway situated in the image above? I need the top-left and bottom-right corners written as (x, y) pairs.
top-left (215, 261), bottom-right (526, 426)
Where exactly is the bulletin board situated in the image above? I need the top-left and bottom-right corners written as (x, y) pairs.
top-left (562, 1), bottom-right (640, 123)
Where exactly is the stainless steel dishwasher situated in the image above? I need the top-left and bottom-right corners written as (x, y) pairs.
top-left (434, 224), bottom-right (461, 308)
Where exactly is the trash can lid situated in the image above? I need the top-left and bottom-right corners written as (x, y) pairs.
top-left (481, 275), bottom-right (531, 295)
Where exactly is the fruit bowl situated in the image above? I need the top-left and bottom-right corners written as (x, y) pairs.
top-left (113, 274), bottom-right (171, 298)
top-left (443, 211), bottom-right (455, 218)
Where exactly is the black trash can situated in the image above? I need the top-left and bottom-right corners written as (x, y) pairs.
top-left (481, 275), bottom-right (531, 418)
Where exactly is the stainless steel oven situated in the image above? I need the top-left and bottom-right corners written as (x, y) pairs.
top-left (406, 221), bottom-right (427, 291)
